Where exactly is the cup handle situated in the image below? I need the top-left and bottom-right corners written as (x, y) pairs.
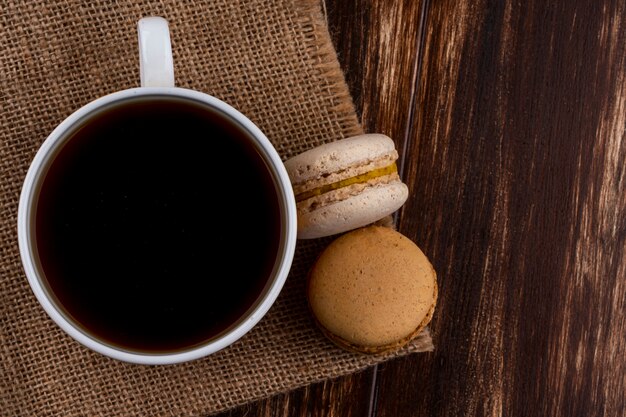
top-left (138, 17), bottom-right (175, 87)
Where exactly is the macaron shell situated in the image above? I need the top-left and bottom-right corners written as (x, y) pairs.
top-left (314, 292), bottom-right (436, 354)
top-left (297, 181), bottom-right (408, 239)
top-left (307, 226), bottom-right (437, 351)
top-left (284, 134), bottom-right (396, 185)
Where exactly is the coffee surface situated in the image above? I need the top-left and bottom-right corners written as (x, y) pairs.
top-left (35, 97), bottom-right (281, 352)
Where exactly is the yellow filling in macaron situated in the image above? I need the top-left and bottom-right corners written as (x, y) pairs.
top-left (295, 163), bottom-right (398, 202)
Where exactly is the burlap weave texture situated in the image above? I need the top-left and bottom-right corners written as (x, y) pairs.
top-left (0, 1), bottom-right (432, 415)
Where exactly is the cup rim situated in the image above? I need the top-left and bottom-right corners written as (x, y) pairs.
top-left (17, 87), bottom-right (297, 365)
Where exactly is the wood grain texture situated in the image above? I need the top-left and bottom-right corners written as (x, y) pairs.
top-left (325, 0), bottom-right (427, 141)
top-left (376, 0), bottom-right (626, 416)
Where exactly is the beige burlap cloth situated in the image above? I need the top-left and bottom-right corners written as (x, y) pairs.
top-left (0, 1), bottom-right (432, 415)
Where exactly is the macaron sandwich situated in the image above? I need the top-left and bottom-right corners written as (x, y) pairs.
top-left (307, 226), bottom-right (437, 354)
top-left (284, 134), bottom-right (408, 239)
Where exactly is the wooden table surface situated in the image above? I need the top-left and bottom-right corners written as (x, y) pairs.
top-left (221, 1), bottom-right (626, 415)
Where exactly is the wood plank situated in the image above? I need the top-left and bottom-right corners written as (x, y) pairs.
top-left (326, 0), bottom-right (427, 143)
top-left (375, 0), bottom-right (626, 416)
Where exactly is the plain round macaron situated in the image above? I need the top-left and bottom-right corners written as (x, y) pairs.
top-left (307, 226), bottom-right (437, 354)
top-left (284, 134), bottom-right (409, 239)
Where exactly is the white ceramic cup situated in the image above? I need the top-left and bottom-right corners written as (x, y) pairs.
top-left (17, 17), bottom-right (297, 365)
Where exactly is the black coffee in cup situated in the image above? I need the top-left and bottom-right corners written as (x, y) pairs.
top-left (34, 97), bottom-right (281, 353)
